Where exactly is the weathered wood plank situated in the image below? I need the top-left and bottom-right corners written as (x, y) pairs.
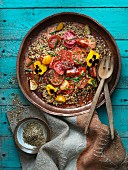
top-left (0, 40), bottom-right (128, 58)
top-left (1, 8), bottom-right (128, 40)
top-left (0, 40), bottom-right (21, 58)
top-left (1, 0), bottom-right (128, 8)
top-left (0, 88), bottom-right (30, 106)
top-left (0, 56), bottom-right (128, 89)
top-left (0, 136), bottom-right (21, 168)
top-left (0, 105), bottom-right (128, 137)
top-left (98, 105), bottom-right (128, 137)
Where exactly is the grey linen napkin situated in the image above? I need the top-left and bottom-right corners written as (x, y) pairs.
top-left (7, 98), bottom-right (128, 170)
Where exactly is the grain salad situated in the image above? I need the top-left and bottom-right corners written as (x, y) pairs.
top-left (24, 22), bottom-right (111, 108)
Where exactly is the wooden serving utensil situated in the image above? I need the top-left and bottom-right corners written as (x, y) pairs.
top-left (85, 56), bottom-right (114, 134)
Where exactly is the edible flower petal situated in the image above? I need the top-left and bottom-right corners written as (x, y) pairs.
top-left (55, 95), bottom-right (66, 102)
top-left (46, 84), bottom-right (57, 95)
top-left (88, 78), bottom-right (97, 87)
top-left (34, 61), bottom-right (47, 75)
top-left (86, 50), bottom-right (100, 67)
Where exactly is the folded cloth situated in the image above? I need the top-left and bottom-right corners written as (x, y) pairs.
top-left (7, 98), bottom-right (128, 170)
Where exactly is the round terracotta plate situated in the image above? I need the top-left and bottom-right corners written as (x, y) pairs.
top-left (17, 12), bottom-right (120, 116)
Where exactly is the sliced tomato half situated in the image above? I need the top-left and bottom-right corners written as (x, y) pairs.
top-left (57, 50), bottom-right (74, 70)
top-left (48, 35), bottom-right (61, 49)
top-left (53, 61), bottom-right (64, 75)
top-left (78, 67), bottom-right (86, 76)
top-left (63, 31), bottom-right (76, 48)
top-left (49, 57), bottom-right (60, 68)
top-left (72, 47), bottom-right (86, 65)
top-left (48, 69), bottom-right (64, 86)
top-left (76, 38), bottom-right (89, 48)
top-left (66, 67), bottom-right (79, 77)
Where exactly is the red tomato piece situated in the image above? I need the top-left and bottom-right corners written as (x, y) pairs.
top-left (61, 60), bottom-right (74, 70)
top-left (48, 35), bottom-right (61, 49)
top-left (76, 38), bottom-right (89, 48)
top-left (49, 57), bottom-right (59, 68)
top-left (64, 31), bottom-right (76, 48)
top-left (78, 77), bottom-right (89, 89)
top-left (53, 61), bottom-right (64, 75)
top-left (48, 69), bottom-right (64, 86)
top-left (72, 47), bottom-right (86, 65)
top-left (66, 67), bottom-right (79, 77)
top-left (57, 50), bottom-right (74, 70)
top-left (78, 67), bottom-right (86, 76)
top-left (89, 66), bottom-right (97, 77)
top-left (64, 41), bottom-right (75, 49)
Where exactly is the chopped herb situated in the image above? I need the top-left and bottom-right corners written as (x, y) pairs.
top-left (41, 45), bottom-right (45, 49)
top-left (48, 52), bottom-right (56, 56)
top-left (65, 77), bottom-right (81, 82)
top-left (26, 61), bottom-right (34, 67)
top-left (54, 39), bottom-right (59, 49)
top-left (50, 31), bottom-right (56, 35)
top-left (25, 68), bottom-right (32, 72)
top-left (81, 73), bottom-right (85, 76)
top-left (73, 58), bottom-right (82, 65)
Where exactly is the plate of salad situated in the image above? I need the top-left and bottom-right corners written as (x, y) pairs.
top-left (17, 12), bottom-right (120, 116)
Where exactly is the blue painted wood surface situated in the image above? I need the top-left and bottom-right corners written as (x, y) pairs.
top-left (0, 0), bottom-right (128, 169)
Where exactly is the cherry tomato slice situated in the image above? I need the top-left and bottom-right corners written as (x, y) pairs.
top-left (64, 31), bottom-right (76, 48)
top-left (49, 57), bottom-right (60, 68)
top-left (78, 77), bottom-right (89, 89)
top-left (72, 47), bottom-right (86, 65)
top-left (64, 41), bottom-right (75, 49)
top-left (66, 67), bottom-right (79, 77)
top-left (48, 35), bottom-right (61, 49)
top-left (78, 67), bottom-right (86, 76)
top-left (89, 66), bottom-right (97, 77)
top-left (53, 61), bottom-right (64, 75)
top-left (48, 69), bottom-right (64, 86)
top-left (76, 38), bottom-right (89, 48)
top-left (57, 50), bottom-right (74, 70)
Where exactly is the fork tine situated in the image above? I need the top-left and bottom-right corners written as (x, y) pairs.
top-left (103, 57), bottom-right (107, 69)
top-left (108, 54), bottom-right (111, 70)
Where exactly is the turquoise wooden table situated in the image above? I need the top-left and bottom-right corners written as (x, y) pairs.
top-left (0, 0), bottom-right (128, 169)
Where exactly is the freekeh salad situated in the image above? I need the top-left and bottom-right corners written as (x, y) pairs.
top-left (24, 22), bottom-right (111, 108)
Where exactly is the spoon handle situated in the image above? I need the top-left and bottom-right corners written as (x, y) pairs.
top-left (84, 78), bottom-right (105, 134)
top-left (104, 81), bottom-right (114, 140)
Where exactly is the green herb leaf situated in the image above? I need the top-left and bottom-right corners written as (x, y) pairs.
top-left (54, 39), bottom-right (59, 49)
top-left (25, 68), bottom-right (33, 72)
top-left (26, 61), bottom-right (34, 67)
top-left (50, 31), bottom-right (56, 35)
top-left (48, 52), bottom-right (56, 56)
top-left (73, 58), bottom-right (82, 65)
top-left (65, 77), bottom-right (81, 82)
